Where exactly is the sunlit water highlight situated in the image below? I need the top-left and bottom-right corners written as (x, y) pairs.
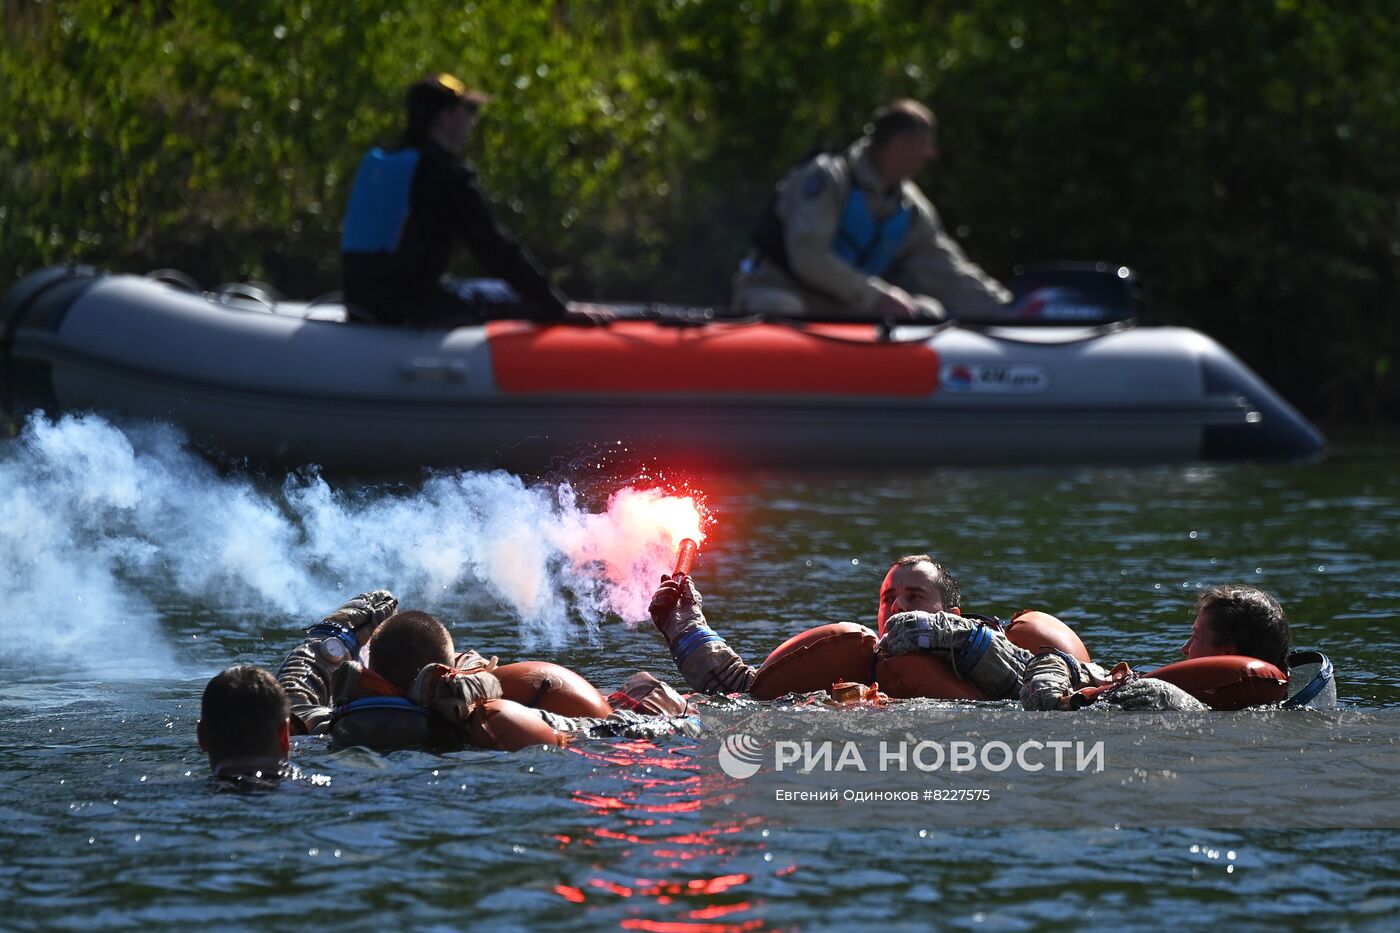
top-left (2, 414), bottom-right (1399, 930)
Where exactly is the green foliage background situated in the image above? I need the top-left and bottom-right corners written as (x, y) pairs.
top-left (3, 0), bottom-right (1397, 420)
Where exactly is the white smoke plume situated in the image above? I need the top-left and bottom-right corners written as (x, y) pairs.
top-left (0, 414), bottom-right (707, 674)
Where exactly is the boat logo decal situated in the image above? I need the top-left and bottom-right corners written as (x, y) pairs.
top-left (940, 363), bottom-right (1049, 394)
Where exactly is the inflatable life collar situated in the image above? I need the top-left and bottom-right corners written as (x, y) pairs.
top-left (330, 663), bottom-right (568, 751)
top-left (1145, 655), bottom-right (1289, 710)
top-left (494, 661), bottom-right (614, 719)
top-left (464, 699), bottom-right (569, 751)
top-left (750, 623), bottom-right (877, 700)
top-left (748, 612), bottom-right (1077, 702)
top-left (1001, 610), bottom-right (1091, 663)
top-left (873, 652), bottom-right (986, 700)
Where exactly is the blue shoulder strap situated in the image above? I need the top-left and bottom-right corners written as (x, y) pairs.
top-left (341, 148), bottom-right (422, 254)
top-left (334, 696), bottom-right (430, 719)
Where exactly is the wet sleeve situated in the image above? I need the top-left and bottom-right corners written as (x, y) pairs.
top-left (899, 187), bottom-right (1012, 317)
top-left (442, 166), bottom-right (569, 318)
top-left (651, 580), bottom-right (757, 695)
top-left (1020, 653), bottom-right (1082, 711)
top-left (779, 158), bottom-right (890, 313)
top-left (276, 639), bottom-right (336, 735)
top-left (1098, 678), bottom-right (1210, 711)
top-left (878, 611), bottom-right (1032, 700)
top-left (672, 632), bottom-right (759, 697)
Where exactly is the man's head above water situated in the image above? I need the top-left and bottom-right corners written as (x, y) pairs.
top-left (877, 555), bottom-right (962, 634)
top-left (198, 665), bottom-right (291, 778)
top-left (368, 610), bottom-right (456, 691)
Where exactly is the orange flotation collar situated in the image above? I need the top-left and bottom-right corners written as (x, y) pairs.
top-left (354, 667), bottom-right (407, 699)
top-left (749, 618), bottom-right (1024, 702)
top-left (1144, 655), bottom-right (1289, 710)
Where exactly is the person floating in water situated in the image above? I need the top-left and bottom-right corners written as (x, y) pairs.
top-left (649, 554), bottom-right (1054, 700)
top-left (197, 665), bottom-right (291, 785)
top-left (735, 99), bottom-right (1011, 321)
top-left (276, 589), bottom-right (699, 753)
top-left (340, 73), bottom-right (612, 327)
top-left (1019, 584), bottom-right (1306, 711)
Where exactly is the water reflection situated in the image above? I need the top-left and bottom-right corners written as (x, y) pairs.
top-left (555, 741), bottom-right (782, 931)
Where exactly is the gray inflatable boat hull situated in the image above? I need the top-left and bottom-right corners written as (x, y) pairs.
top-left (0, 268), bottom-right (1324, 472)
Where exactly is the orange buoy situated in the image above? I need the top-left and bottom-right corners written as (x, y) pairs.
top-left (1145, 655), bottom-right (1289, 710)
top-left (873, 652), bottom-right (987, 701)
top-left (750, 622), bottom-right (878, 700)
top-left (1003, 610), bottom-right (1091, 663)
top-left (466, 698), bottom-right (569, 751)
top-left (495, 661), bottom-right (614, 719)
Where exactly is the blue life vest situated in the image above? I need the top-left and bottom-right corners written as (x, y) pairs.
top-left (832, 187), bottom-right (911, 277)
top-left (340, 148), bottom-right (422, 253)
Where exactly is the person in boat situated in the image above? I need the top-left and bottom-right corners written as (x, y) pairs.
top-left (198, 665), bottom-right (292, 784)
top-left (340, 73), bottom-right (611, 327)
top-left (1019, 584), bottom-right (1295, 711)
top-left (277, 591), bottom-right (698, 753)
top-left (649, 554), bottom-right (1034, 700)
top-left (734, 98), bottom-right (1012, 322)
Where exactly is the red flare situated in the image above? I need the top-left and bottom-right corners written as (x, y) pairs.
top-left (673, 538), bottom-right (699, 577)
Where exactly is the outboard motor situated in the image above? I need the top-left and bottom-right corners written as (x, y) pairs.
top-left (1006, 262), bottom-right (1139, 324)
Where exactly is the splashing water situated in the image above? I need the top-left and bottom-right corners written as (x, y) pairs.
top-left (0, 414), bottom-right (712, 674)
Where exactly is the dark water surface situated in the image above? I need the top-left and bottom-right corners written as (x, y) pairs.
top-left (3, 416), bottom-right (1399, 930)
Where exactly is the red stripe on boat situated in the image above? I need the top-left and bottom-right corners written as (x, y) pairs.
top-left (487, 321), bottom-right (938, 396)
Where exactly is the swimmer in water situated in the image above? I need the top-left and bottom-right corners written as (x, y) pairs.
top-left (1020, 584), bottom-right (1295, 711)
top-left (276, 591), bottom-right (699, 753)
top-left (649, 554), bottom-right (1035, 700)
top-left (197, 665), bottom-right (291, 784)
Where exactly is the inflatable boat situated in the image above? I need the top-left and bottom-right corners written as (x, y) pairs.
top-left (0, 266), bottom-right (1324, 473)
